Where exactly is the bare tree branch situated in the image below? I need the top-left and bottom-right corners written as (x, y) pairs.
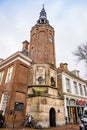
top-left (73, 42), bottom-right (87, 62)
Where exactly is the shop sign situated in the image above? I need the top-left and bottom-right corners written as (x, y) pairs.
top-left (77, 99), bottom-right (85, 105)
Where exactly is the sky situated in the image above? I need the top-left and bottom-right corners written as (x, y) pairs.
top-left (0, 0), bottom-right (87, 79)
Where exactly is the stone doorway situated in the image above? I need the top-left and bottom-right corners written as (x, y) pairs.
top-left (49, 107), bottom-right (56, 127)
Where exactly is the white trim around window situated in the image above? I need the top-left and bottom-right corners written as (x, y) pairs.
top-left (5, 66), bottom-right (13, 83)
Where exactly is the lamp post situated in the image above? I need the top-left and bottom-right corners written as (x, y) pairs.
top-left (12, 112), bottom-right (16, 130)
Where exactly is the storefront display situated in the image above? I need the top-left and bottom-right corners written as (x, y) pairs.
top-left (66, 98), bottom-right (87, 123)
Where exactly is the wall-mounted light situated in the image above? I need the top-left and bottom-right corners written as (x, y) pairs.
top-left (58, 109), bottom-right (60, 113)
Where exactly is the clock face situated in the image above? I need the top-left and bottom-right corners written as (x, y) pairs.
top-left (49, 37), bottom-right (52, 43)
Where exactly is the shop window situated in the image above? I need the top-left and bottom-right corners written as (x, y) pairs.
top-left (66, 78), bottom-right (71, 93)
top-left (84, 109), bottom-right (87, 115)
top-left (0, 71), bottom-right (4, 85)
top-left (5, 66), bottom-right (13, 82)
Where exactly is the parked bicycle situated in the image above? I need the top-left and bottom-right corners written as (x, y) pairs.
top-left (23, 114), bottom-right (42, 129)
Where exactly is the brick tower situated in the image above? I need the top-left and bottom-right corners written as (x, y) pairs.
top-left (29, 6), bottom-right (56, 66)
top-left (27, 6), bottom-right (65, 128)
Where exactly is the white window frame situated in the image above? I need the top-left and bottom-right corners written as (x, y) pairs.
top-left (79, 83), bottom-right (83, 95)
top-left (66, 78), bottom-right (71, 93)
top-left (0, 71), bottom-right (4, 85)
top-left (5, 66), bottom-right (13, 82)
top-left (0, 92), bottom-right (8, 114)
top-left (73, 81), bottom-right (78, 94)
top-left (83, 85), bottom-right (87, 96)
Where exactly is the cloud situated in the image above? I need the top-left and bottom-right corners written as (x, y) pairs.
top-left (50, 0), bottom-right (87, 78)
top-left (54, 2), bottom-right (87, 64)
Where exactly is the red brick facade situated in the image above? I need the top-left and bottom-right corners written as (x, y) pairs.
top-left (0, 53), bottom-right (31, 127)
top-left (29, 24), bottom-right (56, 66)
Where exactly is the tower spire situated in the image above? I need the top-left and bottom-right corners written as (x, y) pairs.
top-left (37, 5), bottom-right (49, 24)
top-left (42, 4), bottom-right (45, 9)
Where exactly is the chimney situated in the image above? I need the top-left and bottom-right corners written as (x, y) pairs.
top-left (22, 40), bottom-right (29, 51)
top-left (0, 58), bottom-right (3, 63)
top-left (60, 63), bottom-right (68, 70)
top-left (60, 63), bottom-right (64, 68)
top-left (63, 63), bottom-right (68, 70)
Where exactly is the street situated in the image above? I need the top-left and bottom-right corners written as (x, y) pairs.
top-left (0, 124), bottom-right (79, 130)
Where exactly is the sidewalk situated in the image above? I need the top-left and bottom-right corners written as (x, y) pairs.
top-left (0, 124), bottom-right (79, 130)
top-left (26, 124), bottom-right (79, 130)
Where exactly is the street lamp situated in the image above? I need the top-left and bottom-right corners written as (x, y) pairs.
top-left (12, 112), bottom-right (16, 130)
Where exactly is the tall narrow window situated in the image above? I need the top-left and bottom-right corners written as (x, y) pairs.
top-left (51, 77), bottom-right (55, 87)
top-left (73, 81), bottom-right (78, 94)
top-left (66, 78), bottom-right (71, 93)
top-left (0, 92), bottom-right (8, 114)
top-left (0, 71), bottom-right (4, 84)
top-left (83, 85), bottom-right (87, 96)
top-left (6, 66), bottom-right (13, 82)
top-left (79, 83), bottom-right (83, 95)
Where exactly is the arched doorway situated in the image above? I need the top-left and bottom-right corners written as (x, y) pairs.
top-left (49, 107), bottom-right (56, 127)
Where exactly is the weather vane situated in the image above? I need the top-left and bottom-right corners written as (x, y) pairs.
top-left (42, 4), bottom-right (45, 8)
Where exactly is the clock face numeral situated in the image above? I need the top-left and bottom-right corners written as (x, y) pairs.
top-left (49, 37), bottom-right (52, 43)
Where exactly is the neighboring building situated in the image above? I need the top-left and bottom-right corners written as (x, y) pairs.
top-left (57, 63), bottom-right (87, 124)
top-left (0, 7), bottom-right (65, 128)
top-left (0, 43), bottom-right (32, 127)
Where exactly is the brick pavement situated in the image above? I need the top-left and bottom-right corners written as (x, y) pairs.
top-left (0, 124), bottom-right (79, 130)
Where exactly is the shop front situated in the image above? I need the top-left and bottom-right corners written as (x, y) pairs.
top-left (66, 98), bottom-right (87, 123)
